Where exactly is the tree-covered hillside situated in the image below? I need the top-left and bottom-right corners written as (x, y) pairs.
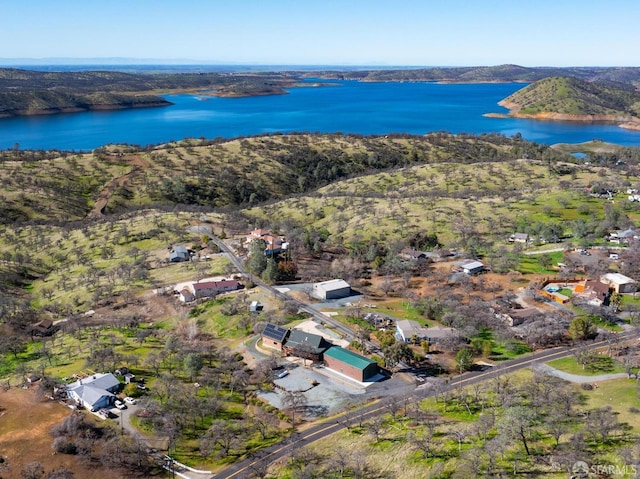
top-left (500, 76), bottom-right (640, 117)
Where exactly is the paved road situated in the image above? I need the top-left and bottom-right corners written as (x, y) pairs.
top-left (211, 332), bottom-right (638, 479)
top-left (191, 226), bottom-right (365, 347)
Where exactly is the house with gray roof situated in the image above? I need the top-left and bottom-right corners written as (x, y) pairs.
top-left (169, 245), bottom-right (190, 262)
top-left (283, 329), bottom-right (330, 361)
top-left (66, 373), bottom-right (120, 412)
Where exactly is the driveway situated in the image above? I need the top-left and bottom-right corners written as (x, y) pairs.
top-left (533, 363), bottom-right (628, 383)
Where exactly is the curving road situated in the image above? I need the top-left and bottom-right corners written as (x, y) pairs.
top-left (191, 226), bottom-right (359, 343)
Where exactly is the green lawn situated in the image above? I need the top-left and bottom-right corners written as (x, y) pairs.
top-left (517, 251), bottom-right (565, 274)
top-left (578, 378), bottom-right (640, 431)
top-left (547, 356), bottom-right (626, 376)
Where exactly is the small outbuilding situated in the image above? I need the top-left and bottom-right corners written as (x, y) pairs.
top-left (456, 259), bottom-right (485, 275)
top-left (312, 279), bottom-right (351, 300)
top-left (323, 346), bottom-right (379, 382)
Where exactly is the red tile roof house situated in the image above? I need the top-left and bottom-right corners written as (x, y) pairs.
top-left (192, 279), bottom-right (241, 299)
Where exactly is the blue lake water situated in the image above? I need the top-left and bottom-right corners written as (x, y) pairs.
top-left (1, 80), bottom-right (639, 150)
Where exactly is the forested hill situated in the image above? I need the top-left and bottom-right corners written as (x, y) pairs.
top-left (0, 68), bottom-right (295, 117)
top-left (498, 76), bottom-right (640, 118)
top-left (300, 65), bottom-right (640, 87)
top-left (0, 133), bottom-right (568, 224)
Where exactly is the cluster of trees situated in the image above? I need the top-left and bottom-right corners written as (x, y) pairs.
top-left (48, 413), bottom-right (155, 475)
top-left (275, 371), bottom-right (638, 478)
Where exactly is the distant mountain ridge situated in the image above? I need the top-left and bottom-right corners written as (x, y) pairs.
top-left (493, 76), bottom-right (640, 130)
top-left (3, 64), bottom-right (640, 119)
top-left (303, 64), bottom-right (640, 87)
top-left (0, 68), bottom-right (295, 117)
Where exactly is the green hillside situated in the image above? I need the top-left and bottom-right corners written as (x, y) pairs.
top-left (500, 76), bottom-right (640, 116)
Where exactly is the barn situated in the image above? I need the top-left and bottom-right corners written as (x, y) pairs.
top-left (323, 346), bottom-right (379, 382)
top-left (311, 279), bottom-right (351, 300)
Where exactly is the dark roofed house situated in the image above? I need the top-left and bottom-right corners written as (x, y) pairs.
top-left (31, 319), bottom-right (54, 337)
top-left (261, 323), bottom-right (290, 351)
top-left (583, 280), bottom-right (611, 306)
top-left (283, 329), bottom-right (330, 361)
top-left (400, 248), bottom-right (428, 260)
top-left (323, 346), bottom-right (379, 382)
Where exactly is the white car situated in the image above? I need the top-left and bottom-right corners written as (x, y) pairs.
top-left (124, 397), bottom-right (136, 405)
top-left (114, 400), bottom-right (126, 410)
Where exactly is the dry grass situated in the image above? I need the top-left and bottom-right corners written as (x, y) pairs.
top-left (0, 387), bottom-right (128, 479)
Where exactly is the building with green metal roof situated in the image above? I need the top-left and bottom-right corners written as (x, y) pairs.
top-left (323, 346), bottom-right (379, 382)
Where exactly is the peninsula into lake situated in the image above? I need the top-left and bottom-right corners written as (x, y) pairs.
top-left (486, 76), bottom-right (640, 131)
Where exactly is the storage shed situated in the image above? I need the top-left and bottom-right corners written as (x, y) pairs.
top-left (601, 273), bottom-right (636, 294)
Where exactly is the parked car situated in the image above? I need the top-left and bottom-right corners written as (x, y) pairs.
top-left (136, 383), bottom-right (147, 390)
top-left (114, 400), bottom-right (126, 410)
top-left (277, 370), bottom-right (289, 379)
top-left (124, 397), bottom-right (136, 405)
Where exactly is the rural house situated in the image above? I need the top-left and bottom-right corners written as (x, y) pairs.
top-left (311, 279), bottom-right (351, 300)
top-left (323, 346), bottom-right (379, 382)
top-left (575, 280), bottom-right (611, 306)
top-left (66, 373), bottom-right (120, 412)
top-left (193, 279), bottom-right (240, 298)
top-left (283, 329), bottom-right (330, 361)
top-left (500, 307), bottom-right (543, 327)
top-left (261, 323), bottom-right (290, 351)
top-left (169, 245), bottom-right (190, 262)
top-left (510, 233), bottom-right (529, 244)
top-left (31, 319), bottom-right (54, 337)
top-left (395, 319), bottom-right (430, 343)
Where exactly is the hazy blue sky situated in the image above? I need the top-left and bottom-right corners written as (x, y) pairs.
top-left (2, 0), bottom-right (639, 66)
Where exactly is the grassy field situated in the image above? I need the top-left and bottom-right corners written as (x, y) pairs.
top-left (578, 378), bottom-right (640, 431)
top-left (547, 356), bottom-right (626, 375)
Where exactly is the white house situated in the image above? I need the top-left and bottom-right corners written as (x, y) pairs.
top-left (312, 279), bottom-right (351, 300)
top-left (66, 373), bottom-right (120, 411)
top-left (396, 319), bottom-right (430, 343)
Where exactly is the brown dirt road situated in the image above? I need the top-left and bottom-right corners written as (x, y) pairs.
top-left (85, 154), bottom-right (151, 220)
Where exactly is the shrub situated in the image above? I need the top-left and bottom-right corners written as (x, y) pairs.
top-left (52, 437), bottom-right (78, 455)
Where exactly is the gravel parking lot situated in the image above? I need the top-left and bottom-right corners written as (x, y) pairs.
top-left (258, 362), bottom-right (368, 418)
